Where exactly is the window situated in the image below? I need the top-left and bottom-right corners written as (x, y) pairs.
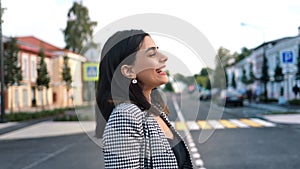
top-left (38, 90), bottom-right (43, 106)
top-left (23, 89), bottom-right (28, 106)
top-left (53, 92), bottom-right (57, 103)
top-left (23, 58), bottom-right (28, 80)
top-left (15, 88), bottom-right (19, 107)
top-left (31, 59), bottom-right (35, 79)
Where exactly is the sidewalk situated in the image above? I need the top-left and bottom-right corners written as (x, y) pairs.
top-left (0, 120), bottom-right (95, 140)
top-left (1, 102), bottom-right (300, 140)
top-left (245, 101), bottom-right (300, 125)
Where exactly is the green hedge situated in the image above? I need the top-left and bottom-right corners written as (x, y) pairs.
top-left (5, 108), bottom-right (65, 122)
top-left (53, 114), bottom-right (91, 121)
top-left (289, 99), bottom-right (300, 105)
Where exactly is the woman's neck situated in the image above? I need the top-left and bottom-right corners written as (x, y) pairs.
top-left (143, 90), bottom-right (152, 103)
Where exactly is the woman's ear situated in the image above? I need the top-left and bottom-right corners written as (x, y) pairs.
top-left (120, 65), bottom-right (136, 79)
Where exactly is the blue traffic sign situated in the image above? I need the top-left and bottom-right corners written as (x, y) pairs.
top-left (282, 51), bottom-right (293, 63)
top-left (87, 66), bottom-right (97, 77)
top-left (83, 63), bottom-right (99, 81)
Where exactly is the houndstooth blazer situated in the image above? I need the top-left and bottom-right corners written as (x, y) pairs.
top-left (102, 103), bottom-right (193, 169)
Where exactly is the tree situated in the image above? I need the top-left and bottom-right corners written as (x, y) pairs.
top-left (205, 78), bottom-right (211, 90)
top-left (200, 68), bottom-right (209, 76)
top-left (248, 63), bottom-right (255, 84)
top-left (213, 47), bottom-right (231, 89)
top-left (292, 84), bottom-right (299, 99)
top-left (36, 47), bottom-right (50, 110)
top-left (173, 73), bottom-right (188, 84)
top-left (62, 55), bottom-right (72, 107)
top-left (274, 57), bottom-right (283, 82)
top-left (62, 1), bottom-right (97, 53)
top-left (236, 47), bottom-right (252, 62)
top-left (241, 68), bottom-right (248, 84)
top-left (163, 70), bottom-right (174, 92)
top-left (195, 75), bottom-right (208, 89)
top-left (296, 44), bottom-right (300, 81)
top-left (274, 56), bottom-right (284, 98)
top-left (3, 37), bottom-right (22, 113)
top-left (231, 73), bottom-right (236, 89)
top-left (261, 53), bottom-right (269, 101)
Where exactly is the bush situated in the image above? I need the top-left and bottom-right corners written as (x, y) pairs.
top-left (266, 98), bottom-right (278, 103)
top-left (5, 108), bottom-right (65, 122)
top-left (289, 99), bottom-right (300, 105)
top-left (53, 114), bottom-right (79, 121)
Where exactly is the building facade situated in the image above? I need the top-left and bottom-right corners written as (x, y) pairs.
top-left (3, 36), bottom-right (86, 112)
top-left (226, 27), bottom-right (300, 101)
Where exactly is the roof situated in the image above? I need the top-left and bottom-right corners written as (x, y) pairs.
top-left (16, 36), bottom-right (64, 57)
top-left (253, 36), bottom-right (298, 50)
top-left (17, 36), bottom-right (62, 51)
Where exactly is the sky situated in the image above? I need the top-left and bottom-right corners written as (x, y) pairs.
top-left (2, 0), bottom-right (300, 75)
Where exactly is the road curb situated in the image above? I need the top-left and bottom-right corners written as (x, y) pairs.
top-left (0, 116), bottom-right (54, 136)
top-left (255, 114), bottom-right (300, 128)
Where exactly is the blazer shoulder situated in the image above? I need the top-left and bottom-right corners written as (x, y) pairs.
top-left (111, 103), bottom-right (145, 121)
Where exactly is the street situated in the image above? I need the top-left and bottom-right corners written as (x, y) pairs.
top-left (0, 92), bottom-right (300, 169)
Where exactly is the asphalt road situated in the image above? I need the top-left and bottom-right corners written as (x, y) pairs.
top-left (168, 91), bottom-right (300, 169)
top-left (1, 92), bottom-right (299, 169)
top-left (0, 133), bottom-right (104, 169)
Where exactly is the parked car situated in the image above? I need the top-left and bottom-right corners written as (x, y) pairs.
top-left (199, 90), bottom-right (211, 100)
top-left (218, 90), bottom-right (244, 107)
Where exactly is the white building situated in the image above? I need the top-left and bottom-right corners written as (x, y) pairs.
top-left (226, 26), bottom-right (300, 101)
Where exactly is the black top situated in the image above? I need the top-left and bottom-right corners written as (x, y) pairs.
top-left (167, 136), bottom-right (188, 169)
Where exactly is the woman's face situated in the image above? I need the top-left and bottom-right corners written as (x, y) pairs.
top-left (133, 36), bottom-right (169, 90)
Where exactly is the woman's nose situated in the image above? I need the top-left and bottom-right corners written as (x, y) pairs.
top-left (159, 52), bottom-right (168, 62)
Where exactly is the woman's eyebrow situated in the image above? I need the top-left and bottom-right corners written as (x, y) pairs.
top-left (145, 46), bottom-right (159, 53)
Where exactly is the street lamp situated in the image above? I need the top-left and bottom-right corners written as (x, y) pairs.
top-left (240, 22), bottom-right (265, 43)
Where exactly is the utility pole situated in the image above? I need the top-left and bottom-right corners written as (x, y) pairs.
top-left (0, 0), bottom-right (6, 123)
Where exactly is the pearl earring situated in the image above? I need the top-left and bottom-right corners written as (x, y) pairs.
top-left (132, 79), bottom-right (137, 84)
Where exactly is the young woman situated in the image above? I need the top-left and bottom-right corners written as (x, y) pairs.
top-left (96, 29), bottom-right (193, 168)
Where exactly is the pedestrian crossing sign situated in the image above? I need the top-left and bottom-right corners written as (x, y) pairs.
top-left (83, 62), bottom-right (99, 81)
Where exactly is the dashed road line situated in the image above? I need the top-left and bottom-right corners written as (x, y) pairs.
top-left (219, 119), bottom-right (238, 128)
top-left (229, 119), bottom-right (250, 128)
top-left (172, 95), bottom-right (206, 169)
top-left (250, 118), bottom-right (276, 127)
top-left (171, 118), bottom-right (276, 130)
top-left (197, 121), bottom-right (212, 129)
top-left (240, 118), bottom-right (263, 127)
top-left (208, 120), bottom-right (225, 129)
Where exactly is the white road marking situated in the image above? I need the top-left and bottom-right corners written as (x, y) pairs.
top-left (192, 153), bottom-right (201, 158)
top-left (187, 121), bottom-right (200, 130)
top-left (229, 119), bottom-right (250, 128)
top-left (208, 120), bottom-right (225, 129)
top-left (195, 159), bottom-right (204, 167)
top-left (250, 118), bottom-right (276, 127)
top-left (170, 122), bottom-right (175, 128)
top-left (20, 136), bottom-right (87, 169)
top-left (172, 95), bottom-right (205, 168)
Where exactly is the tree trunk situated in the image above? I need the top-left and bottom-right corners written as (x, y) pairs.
top-left (40, 89), bottom-right (44, 111)
top-left (10, 86), bottom-right (13, 113)
top-left (264, 81), bottom-right (268, 102)
top-left (67, 88), bottom-right (69, 108)
top-left (46, 88), bottom-right (49, 108)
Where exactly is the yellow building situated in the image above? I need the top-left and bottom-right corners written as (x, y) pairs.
top-left (3, 36), bottom-right (86, 112)
top-left (52, 50), bottom-right (87, 108)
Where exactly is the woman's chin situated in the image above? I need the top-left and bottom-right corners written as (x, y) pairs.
top-left (160, 80), bottom-right (169, 86)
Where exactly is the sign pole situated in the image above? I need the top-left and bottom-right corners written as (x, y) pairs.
top-left (0, 0), bottom-right (6, 123)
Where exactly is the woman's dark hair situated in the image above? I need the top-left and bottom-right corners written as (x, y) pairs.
top-left (95, 30), bottom-right (155, 138)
